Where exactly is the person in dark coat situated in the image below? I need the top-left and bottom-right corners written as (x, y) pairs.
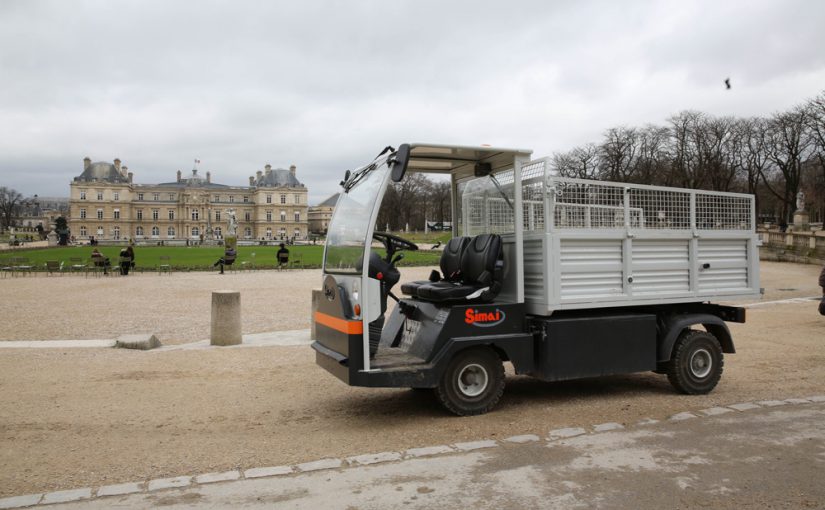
top-left (819, 265), bottom-right (825, 315)
top-left (277, 243), bottom-right (289, 268)
top-left (214, 246), bottom-right (237, 274)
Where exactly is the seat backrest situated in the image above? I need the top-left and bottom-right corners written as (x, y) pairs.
top-left (440, 237), bottom-right (470, 280)
top-left (459, 234), bottom-right (502, 286)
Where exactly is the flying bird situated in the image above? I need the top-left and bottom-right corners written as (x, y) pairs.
top-left (724, 78), bottom-right (731, 90)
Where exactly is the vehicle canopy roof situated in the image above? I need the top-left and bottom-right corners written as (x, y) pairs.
top-left (404, 143), bottom-right (532, 180)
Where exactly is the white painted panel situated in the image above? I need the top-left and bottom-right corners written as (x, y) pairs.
top-left (523, 237), bottom-right (546, 304)
top-left (560, 239), bottom-right (624, 298)
top-left (697, 239), bottom-right (748, 291)
top-left (631, 240), bottom-right (690, 294)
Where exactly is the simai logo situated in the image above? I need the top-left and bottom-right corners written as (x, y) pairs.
top-left (465, 308), bottom-right (506, 327)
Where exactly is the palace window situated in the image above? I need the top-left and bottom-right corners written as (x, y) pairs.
top-left (191, 209), bottom-right (199, 220)
top-left (244, 227), bottom-right (252, 239)
top-left (215, 210), bottom-right (221, 221)
top-left (136, 209), bottom-right (143, 220)
top-left (266, 210), bottom-right (272, 222)
top-left (294, 211), bottom-right (300, 222)
top-left (152, 226), bottom-right (159, 237)
top-left (280, 210), bottom-right (286, 222)
top-left (79, 226), bottom-right (87, 236)
top-left (266, 228), bottom-right (272, 239)
top-left (113, 192), bottom-right (119, 201)
top-left (97, 226), bottom-right (104, 237)
top-left (191, 227), bottom-right (199, 238)
top-left (137, 193), bottom-right (144, 201)
top-left (80, 191), bottom-right (86, 200)
top-left (294, 228), bottom-right (301, 238)
top-left (113, 226), bottom-right (120, 240)
top-left (153, 193), bottom-right (160, 201)
top-left (244, 211), bottom-right (251, 221)
top-left (243, 196), bottom-right (249, 203)
top-left (167, 226), bottom-right (175, 237)
top-left (214, 195), bottom-right (220, 202)
top-left (135, 226), bottom-right (143, 236)
top-left (266, 194), bottom-right (272, 204)
top-left (80, 208), bottom-right (86, 219)
top-left (294, 195), bottom-right (300, 204)
top-left (214, 227), bottom-right (222, 238)
top-left (97, 209), bottom-right (103, 220)
top-left (169, 193), bottom-right (175, 201)
top-left (97, 191), bottom-right (103, 201)
top-left (152, 209), bottom-right (159, 220)
top-left (229, 195), bottom-right (234, 203)
top-left (168, 209), bottom-right (175, 220)
top-left (113, 209), bottom-right (120, 220)
top-left (280, 194), bottom-right (286, 204)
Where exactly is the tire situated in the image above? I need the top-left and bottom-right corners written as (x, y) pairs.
top-left (666, 329), bottom-right (723, 394)
top-left (436, 347), bottom-right (504, 416)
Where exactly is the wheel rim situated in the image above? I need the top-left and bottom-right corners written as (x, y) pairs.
top-left (689, 348), bottom-right (712, 378)
top-left (457, 363), bottom-right (489, 397)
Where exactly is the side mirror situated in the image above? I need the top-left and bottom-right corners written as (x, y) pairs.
top-left (390, 144), bottom-right (411, 182)
top-left (474, 162), bottom-right (492, 177)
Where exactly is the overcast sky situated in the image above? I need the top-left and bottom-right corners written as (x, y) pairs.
top-left (1, 0), bottom-right (824, 204)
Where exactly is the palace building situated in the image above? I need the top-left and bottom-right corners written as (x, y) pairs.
top-left (69, 158), bottom-right (308, 243)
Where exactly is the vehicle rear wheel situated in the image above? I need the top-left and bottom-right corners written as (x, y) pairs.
top-left (436, 347), bottom-right (504, 416)
top-left (666, 329), bottom-right (723, 394)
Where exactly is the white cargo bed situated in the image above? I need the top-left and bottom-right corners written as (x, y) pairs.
top-left (461, 159), bottom-right (760, 315)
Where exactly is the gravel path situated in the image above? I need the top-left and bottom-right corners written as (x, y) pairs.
top-left (0, 261), bottom-right (822, 497)
top-left (0, 267), bottom-right (434, 344)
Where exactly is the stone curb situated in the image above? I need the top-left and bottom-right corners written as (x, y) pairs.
top-left (5, 395), bottom-right (823, 509)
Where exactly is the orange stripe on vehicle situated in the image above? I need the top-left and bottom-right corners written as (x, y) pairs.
top-left (314, 311), bottom-right (363, 335)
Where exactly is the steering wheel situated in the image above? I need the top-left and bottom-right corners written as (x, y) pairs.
top-left (372, 231), bottom-right (418, 262)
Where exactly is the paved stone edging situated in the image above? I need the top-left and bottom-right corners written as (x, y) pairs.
top-left (2, 395), bottom-right (824, 509)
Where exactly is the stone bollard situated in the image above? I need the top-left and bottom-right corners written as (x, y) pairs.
top-left (311, 289), bottom-right (322, 340)
top-left (211, 290), bottom-right (242, 346)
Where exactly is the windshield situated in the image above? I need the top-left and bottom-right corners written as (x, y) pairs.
top-left (324, 161), bottom-right (390, 273)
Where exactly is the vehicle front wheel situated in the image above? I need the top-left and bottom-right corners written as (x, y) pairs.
top-left (436, 347), bottom-right (504, 416)
top-left (666, 329), bottom-right (723, 394)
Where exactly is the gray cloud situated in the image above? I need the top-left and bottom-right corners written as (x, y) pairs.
top-left (1, 0), bottom-right (824, 204)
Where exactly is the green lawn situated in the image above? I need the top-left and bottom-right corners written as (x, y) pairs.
top-left (1, 244), bottom-right (441, 271)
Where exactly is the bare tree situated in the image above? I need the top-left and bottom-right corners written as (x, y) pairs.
top-left (429, 180), bottom-right (452, 223)
top-left (634, 124), bottom-right (672, 185)
top-left (551, 143), bottom-right (600, 179)
top-left (599, 126), bottom-right (639, 182)
top-left (804, 91), bottom-right (825, 223)
top-left (761, 106), bottom-right (814, 223)
top-left (0, 186), bottom-right (24, 231)
top-left (669, 111), bottom-right (707, 189)
top-left (701, 115), bottom-right (738, 191)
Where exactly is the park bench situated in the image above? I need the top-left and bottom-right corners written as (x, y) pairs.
top-left (11, 257), bottom-right (34, 276)
top-left (88, 255), bottom-right (109, 277)
top-left (241, 252), bottom-right (256, 270)
top-left (68, 257), bottom-right (86, 274)
top-left (158, 255), bottom-right (172, 275)
top-left (0, 258), bottom-right (12, 278)
top-left (45, 260), bottom-right (64, 276)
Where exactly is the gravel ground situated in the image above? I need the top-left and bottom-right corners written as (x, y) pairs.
top-left (0, 267), bottom-right (434, 344)
top-left (0, 261), bottom-right (823, 497)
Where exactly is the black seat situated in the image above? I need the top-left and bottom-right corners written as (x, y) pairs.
top-left (416, 234), bottom-right (503, 304)
top-left (400, 236), bottom-right (470, 298)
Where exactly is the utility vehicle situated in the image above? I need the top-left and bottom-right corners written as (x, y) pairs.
top-left (312, 144), bottom-right (759, 415)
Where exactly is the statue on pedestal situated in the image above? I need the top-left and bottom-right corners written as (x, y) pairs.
top-left (796, 191), bottom-right (805, 212)
top-left (226, 208), bottom-right (238, 237)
